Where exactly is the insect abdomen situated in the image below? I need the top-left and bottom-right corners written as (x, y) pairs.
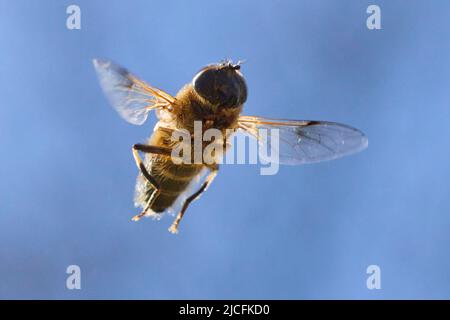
top-left (149, 162), bottom-right (203, 212)
top-left (134, 127), bottom-right (203, 214)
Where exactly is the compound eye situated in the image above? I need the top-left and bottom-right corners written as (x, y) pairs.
top-left (193, 68), bottom-right (221, 104)
top-left (193, 66), bottom-right (247, 108)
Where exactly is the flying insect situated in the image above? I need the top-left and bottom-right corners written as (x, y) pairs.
top-left (93, 59), bottom-right (368, 233)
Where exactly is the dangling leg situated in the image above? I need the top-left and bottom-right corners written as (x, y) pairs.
top-left (168, 164), bottom-right (219, 234)
top-left (131, 144), bottom-right (173, 221)
top-left (132, 144), bottom-right (172, 186)
top-left (131, 188), bottom-right (160, 221)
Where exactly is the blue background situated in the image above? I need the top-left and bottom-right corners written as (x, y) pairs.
top-left (1, 0), bottom-right (450, 299)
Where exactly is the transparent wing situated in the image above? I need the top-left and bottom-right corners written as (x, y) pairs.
top-left (92, 59), bottom-right (176, 125)
top-left (238, 115), bottom-right (368, 165)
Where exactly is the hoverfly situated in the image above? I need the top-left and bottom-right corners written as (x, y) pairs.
top-left (93, 59), bottom-right (368, 233)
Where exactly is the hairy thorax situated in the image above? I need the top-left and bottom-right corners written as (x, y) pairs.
top-left (171, 84), bottom-right (243, 134)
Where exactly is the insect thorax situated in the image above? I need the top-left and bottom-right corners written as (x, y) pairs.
top-left (172, 84), bottom-right (243, 134)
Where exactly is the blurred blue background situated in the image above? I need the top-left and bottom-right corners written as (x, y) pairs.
top-left (1, 0), bottom-right (450, 299)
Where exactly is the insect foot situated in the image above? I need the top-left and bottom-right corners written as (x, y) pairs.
top-left (168, 224), bottom-right (179, 234)
top-left (132, 214), bottom-right (144, 222)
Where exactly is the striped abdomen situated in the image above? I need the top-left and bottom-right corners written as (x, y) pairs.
top-left (134, 127), bottom-right (203, 213)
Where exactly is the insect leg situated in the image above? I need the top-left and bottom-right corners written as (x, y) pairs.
top-left (131, 144), bottom-right (172, 221)
top-left (132, 144), bottom-right (172, 187)
top-left (131, 187), bottom-right (161, 222)
top-left (168, 164), bottom-right (219, 234)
